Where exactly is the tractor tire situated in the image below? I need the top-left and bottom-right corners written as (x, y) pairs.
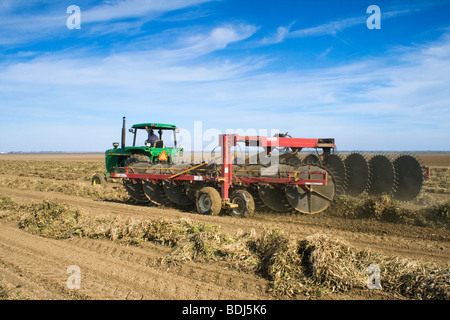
top-left (91, 173), bottom-right (106, 187)
top-left (125, 154), bottom-right (152, 167)
top-left (196, 187), bottom-right (222, 216)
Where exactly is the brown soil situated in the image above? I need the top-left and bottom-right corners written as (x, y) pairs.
top-left (0, 153), bottom-right (449, 301)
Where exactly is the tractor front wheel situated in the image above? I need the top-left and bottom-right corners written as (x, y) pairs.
top-left (91, 173), bottom-right (106, 187)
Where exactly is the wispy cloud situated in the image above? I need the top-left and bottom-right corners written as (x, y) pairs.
top-left (0, 23), bottom-right (259, 86)
top-left (1, 26), bottom-right (449, 151)
top-left (1, 1), bottom-right (449, 152)
top-left (82, 0), bottom-right (214, 23)
top-left (260, 7), bottom-right (416, 45)
top-left (154, 24), bottom-right (259, 61)
top-left (0, 0), bottom-right (217, 46)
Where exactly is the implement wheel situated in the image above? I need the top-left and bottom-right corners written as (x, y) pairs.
top-left (196, 187), bottom-right (222, 216)
top-left (230, 189), bottom-right (255, 218)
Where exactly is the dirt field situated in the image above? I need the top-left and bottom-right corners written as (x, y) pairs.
top-left (0, 153), bottom-right (448, 301)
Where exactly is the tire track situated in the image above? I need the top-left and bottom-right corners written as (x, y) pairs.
top-left (2, 185), bottom-right (449, 264)
top-left (0, 223), bottom-right (270, 300)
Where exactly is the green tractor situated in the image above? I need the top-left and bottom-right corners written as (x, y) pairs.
top-left (91, 117), bottom-right (183, 198)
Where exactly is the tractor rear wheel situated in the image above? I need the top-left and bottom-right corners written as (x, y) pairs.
top-left (196, 187), bottom-right (222, 216)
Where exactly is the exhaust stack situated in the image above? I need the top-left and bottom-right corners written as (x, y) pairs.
top-left (121, 117), bottom-right (126, 149)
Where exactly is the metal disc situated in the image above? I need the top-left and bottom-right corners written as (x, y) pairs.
top-left (279, 153), bottom-right (302, 167)
top-left (253, 161), bottom-right (296, 213)
top-left (302, 153), bottom-right (321, 165)
top-left (323, 154), bottom-right (347, 195)
top-left (393, 155), bottom-right (423, 201)
top-left (162, 164), bottom-right (194, 206)
top-left (258, 185), bottom-right (291, 212)
top-left (123, 179), bottom-right (149, 203)
top-left (123, 160), bottom-right (151, 203)
top-left (143, 180), bottom-right (170, 206)
top-left (248, 187), bottom-right (267, 212)
top-left (142, 164), bottom-right (171, 206)
top-left (344, 153), bottom-right (370, 196)
top-left (367, 155), bottom-right (396, 196)
top-left (285, 164), bottom-right (335, 214)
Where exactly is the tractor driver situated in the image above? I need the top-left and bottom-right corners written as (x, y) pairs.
top-left (148, 129), bottom-right (159, 147)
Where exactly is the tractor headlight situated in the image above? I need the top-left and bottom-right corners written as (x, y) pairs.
top-left (112, 142), bottom-right (120, 149)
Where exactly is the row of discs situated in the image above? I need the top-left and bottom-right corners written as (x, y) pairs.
top-left (240, 152), bottom-right (424, 215)
top-left (304, 152), bottom-right (424, 201)
top-left (124, 160), bottom-right (220, 207)
top-left (235, 159), bottom-right (336, 214)
top-left (121, 152), bottom-right (424, 216)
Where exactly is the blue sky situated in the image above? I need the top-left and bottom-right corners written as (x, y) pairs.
top-left (0, 0), bottom-right (449, 152)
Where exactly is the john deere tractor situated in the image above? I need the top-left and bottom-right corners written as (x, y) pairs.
top-left (91, 117), bottom-right (183, 198)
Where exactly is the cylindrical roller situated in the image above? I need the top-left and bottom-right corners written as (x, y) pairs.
top-left (257, 185), bottom-right (292, 212)
top-left (235, 163), bottom-right (293, 179)
top-left (323, 154), bottom-right (347, 195)
top-left (367, 155), bottom-right (397, 196)
top-left (162, 164), bottom-right (194, 206)
top-left (235, 164), bottom-right (261, 178)
top-left (344, 153), bottom-right (370, 196)
top-left (393, 155), bottom-right (424, 201)
top-left (285, 164), bottom-right (335, 214)
top-left (242, 151), bottom-right (271, 166)
top-left (260, 163), bottom-right (294, 178)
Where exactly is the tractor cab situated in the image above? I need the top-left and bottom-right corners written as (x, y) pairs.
top-left (129, 123), bottom-right (178, 149)
top-left (102, 118), bottom-right (183, 176)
